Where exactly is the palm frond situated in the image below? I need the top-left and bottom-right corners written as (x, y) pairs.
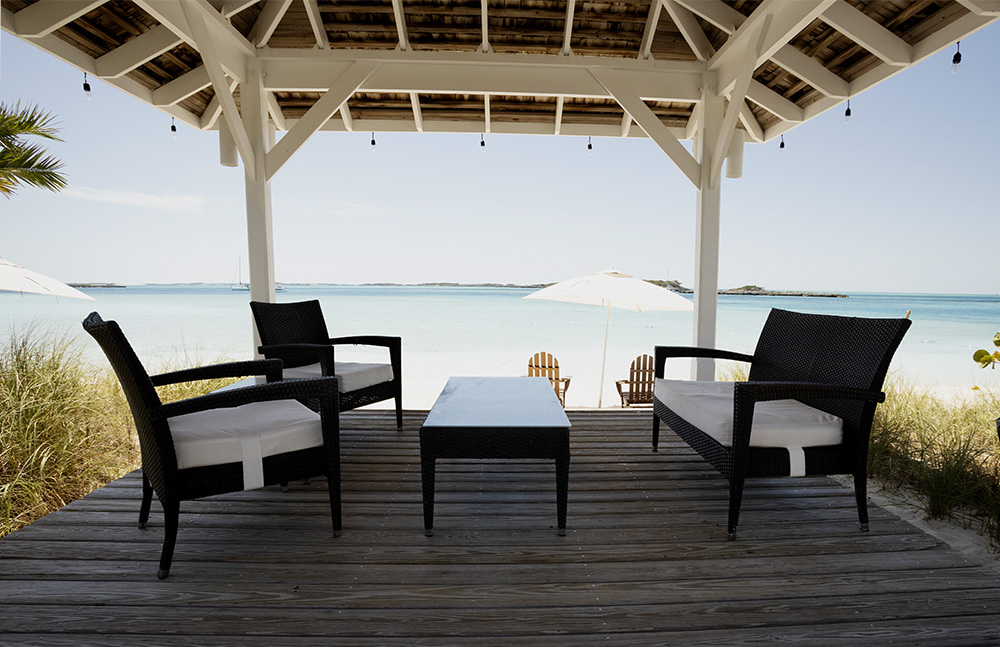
top-left (0, 142), bottom-right (68, 197)
top-left (0, 102), bottom-right (63, 145)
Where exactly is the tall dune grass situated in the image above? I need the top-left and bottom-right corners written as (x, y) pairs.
top-left (1, 326), bottom-right (236, 538)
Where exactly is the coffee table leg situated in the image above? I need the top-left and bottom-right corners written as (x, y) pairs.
top-left (556, 455), bottom-right (569, 536)
top-left (421, 455), bottom-right (436, 537)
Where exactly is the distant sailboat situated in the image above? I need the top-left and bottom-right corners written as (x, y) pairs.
top-left (231, 258), bottom-right (250, 291)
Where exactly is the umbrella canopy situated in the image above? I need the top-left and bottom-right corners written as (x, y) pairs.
top-left (525, 269), bottom-right (692, 407)
top-left (0, 258), bottom-right (95, 301)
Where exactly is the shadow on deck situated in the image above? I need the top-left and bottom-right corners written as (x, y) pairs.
top-left (2, 410), bottom-right (1000, 645)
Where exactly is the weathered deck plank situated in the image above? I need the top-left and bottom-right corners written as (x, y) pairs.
top-left (1, 410), bottom-right (998, 645)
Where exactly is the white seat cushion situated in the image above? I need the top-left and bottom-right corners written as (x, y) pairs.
top-left (283, 362), bottom-right (393, 393)
top-left (654, 378), bottom-right (843, 449)
top-left (168, 399), bottom-right (322, 490)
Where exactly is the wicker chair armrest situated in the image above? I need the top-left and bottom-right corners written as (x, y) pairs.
top-left (156, 377), bottom-right (339, 420)
top-left (150, 359), bottom-right (283, 387)
top-left (328, 335), bottom-right (400, 350)
top-left (257, 343), bottom-right (337, 374)
top-left (654, 346), bottom-right (753, 378)
top-left (328, 336), bottom-right (401, 380)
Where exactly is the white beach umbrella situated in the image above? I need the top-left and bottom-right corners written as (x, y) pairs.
top-left (524, 269), bottom-right (692, 407)
top-left (0, 257), bottom-right (96, 301)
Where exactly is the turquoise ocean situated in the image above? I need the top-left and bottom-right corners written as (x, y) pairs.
top-left (2, 285), bottom-right (998, 409)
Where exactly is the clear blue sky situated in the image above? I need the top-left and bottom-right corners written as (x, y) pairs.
top-left (2, 25), bottom-right (998, 293)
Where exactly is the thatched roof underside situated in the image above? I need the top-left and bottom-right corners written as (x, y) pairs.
top-left (2, 1), bottom-right (995, 143)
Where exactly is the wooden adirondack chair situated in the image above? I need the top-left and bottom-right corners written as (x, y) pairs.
top-left (616, 354), bottom-right (655, 407)
top-left (527, 351), bottom-right (571, 407)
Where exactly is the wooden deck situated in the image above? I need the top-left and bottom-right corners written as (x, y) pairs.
top-left (3, 410), bottom-right (1000, 645)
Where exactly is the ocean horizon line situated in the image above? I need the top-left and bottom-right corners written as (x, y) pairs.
top-left (67, 282), bottom-right (1000, 299)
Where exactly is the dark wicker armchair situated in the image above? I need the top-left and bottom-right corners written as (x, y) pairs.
top-left (83, 312), bottom-right (342, 579)
top-left (250, 300), bottom-right (403, 428)
top-left (652, 308), bottom-right (910, 539)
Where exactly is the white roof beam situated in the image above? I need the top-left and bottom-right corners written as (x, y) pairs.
top-left (9, 0), bottom-right (103, 38)
top-left (746, 79), bottom-right (803, 122)
top-left (484, 94), bottom-right (491, 133)
top-left (712, 0), bottom-right (836, 95)
top-left (266, 60), bottom-right (380, 180)
top-left (303, 0), bottom-right (329, 49)
top-left (590, 67), bottom-right (700, 187)
top-left (96, 25), bottom-right (182, 78)
top-left (151, 65), bottom-right (212, 106)
top-left (637, 0), bottom-right (663, 60)
top-left (200, 77), bottom-right (239, 129)
top-left (135, 0), bottom-right (252, 81)
top-left (737, 101), bottom-right (763, 143)
top-left (249, 0), bottom-right (293, 48)
top-left (620, 113), bottom-right (632, 138)
top-left (180, 1), bottom-right (255, 176)
top-left (263, 57), bottom-right (702, 103)
top-left (410, 93), bottom-right (424, 132)
top-left (554, 96), bottom-right (564, 135)
top-left (391, 0), bottom-right (410, 51)
top-left (769, 45), bottom-right (849, 99)
top-left (267, 92), bottom-right (287, 131)
top-left (340, 104), bottom-right (354, 132)
top-left (215, 0), bottom-right (259, 17)
top-left (561, 0), bottom-right (577, 56)
top-left (663, 0), bottom-right (714, 62)
top-left (479, 0), bottom-right (492, 53)
top-left (709, 17), bottom-right (768, 187)
top-left (957, 0), bottom-right (1000, 16)
top-left (820, 1), bottom-right (912, 66)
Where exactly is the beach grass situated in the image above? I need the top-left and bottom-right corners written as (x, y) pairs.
top-left (0, 326), bottom-right (236, 539)
top-left (869, 378), bottom-right (1000, 544)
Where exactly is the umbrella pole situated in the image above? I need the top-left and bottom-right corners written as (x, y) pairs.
top-left (598, 304), bottom-right (611, 408)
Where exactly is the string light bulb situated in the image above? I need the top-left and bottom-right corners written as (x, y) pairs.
top-left (370, 132), bottom-right (376, 150)
top-left (480, 134), bottom-right (485, 149)
top-left (843, 100), bottom-right (852, 124)
top-left (952, 41), bottom-right (962, 74)
top-left (83, 73), bottom-right (92, 100)
top-left (779, 135), bottom-right (785, 153)
top-left (587, 136), bottom-right (593, 155)
top-left (170, 117), bottom-right (177, 139)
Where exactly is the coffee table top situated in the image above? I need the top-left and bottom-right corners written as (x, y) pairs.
top-left (422, 377), bottom-right (571, 429)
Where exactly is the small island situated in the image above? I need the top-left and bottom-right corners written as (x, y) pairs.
top-left (648, 281), bottom-right (847, 298)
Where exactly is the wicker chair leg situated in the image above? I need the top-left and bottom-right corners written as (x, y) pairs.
top-left (854, 469), bottom-right (870, 532)
top-left (157, 500), bottom-right (180, 580)
top-left (138, 472), bottom-right (153, 529)
top-left (727, 477), bottom-right (746, 540)
top-left (394, 388), bottom-right (403, 430)
top-left (327, 466), bottom-right (343, 538)
top-left (652, 416), bottom-right (660, 452)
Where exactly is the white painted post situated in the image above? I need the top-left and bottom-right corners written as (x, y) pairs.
top-left (240, 56), bottom-right (276, 354)
top-left (692, 74), bottom-right (723, 381)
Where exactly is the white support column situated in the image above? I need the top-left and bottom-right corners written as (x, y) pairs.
top-left (241, 56), bottom-right (277, 351)
top-left (692, 72), bottom-right (723, 380)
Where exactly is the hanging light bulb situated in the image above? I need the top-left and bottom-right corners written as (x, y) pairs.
top-left (170, 117), bottom-right (177, 139)
top-left (843, 99), bottom-right (852, 124)
top-left (952, 41), bottom-right (962, 74)
top-left (587, 136), bottom-right (593, 156)
top-left (370, 132), bottom-right (376, 150)
top-left (779, 135), bottom-right (785, 154)
top-left (480, 134), bottom-right (485, 150)
top-left (83, 73), bottom-right (93, 100)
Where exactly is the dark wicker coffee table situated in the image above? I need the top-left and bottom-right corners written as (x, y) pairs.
top-left (419, 377), bottom-right (571, 536)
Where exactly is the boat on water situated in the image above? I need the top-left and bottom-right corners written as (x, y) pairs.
top-left (231, 259), bottom-right (249, 291)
